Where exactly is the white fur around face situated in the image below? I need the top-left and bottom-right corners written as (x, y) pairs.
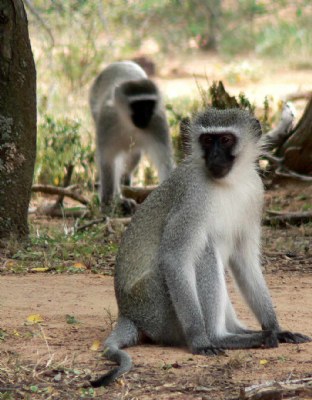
top-left (196, 125), bottom-right (242, 137)
top-left (128, 94), bottom-right (158, 102)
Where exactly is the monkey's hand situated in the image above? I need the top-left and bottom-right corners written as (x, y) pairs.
top-left (277, 331), bottom-right (311, 344)
top-left (192, 346), bottom-right (226, 356)
top-left (261, 330), bottom-right (279, 348)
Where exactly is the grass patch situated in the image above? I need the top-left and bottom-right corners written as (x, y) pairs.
top-left (1, 218), bottom-right (122, 276)
top-left (0, 351), bottom-right (97, 399)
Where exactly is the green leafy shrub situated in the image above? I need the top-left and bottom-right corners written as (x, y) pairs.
top-left (35, 115), bottom-right (95, 189)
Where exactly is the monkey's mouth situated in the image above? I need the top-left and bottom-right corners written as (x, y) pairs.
top-left (205, 162), bottom-right (233, 179)
top-left (209, 167), bottom-right (231, 179)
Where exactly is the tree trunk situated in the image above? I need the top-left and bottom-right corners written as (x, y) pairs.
top-left (277, 97), bottom-right (312, 175)
top-left (0, 0), bottom-right (36, 238)
top-left (197, 0), bottom-right (222, 51)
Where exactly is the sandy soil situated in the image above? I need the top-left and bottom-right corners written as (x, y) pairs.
top-left (0, 264), bottom-right (311, 399)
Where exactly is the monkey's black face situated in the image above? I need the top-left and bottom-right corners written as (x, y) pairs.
top-left (130, 100), bottom-right (156, 129)
top-left (199, 133), bottom-right (236, 179)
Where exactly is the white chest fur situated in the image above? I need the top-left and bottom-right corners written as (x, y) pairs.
top-left (205, 170), bottom-right (263, 266)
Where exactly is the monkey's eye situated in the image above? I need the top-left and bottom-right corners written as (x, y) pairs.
top-left (199, 134), bottom-right (213, 146)
top-left (220, 134), bottom-right (235, 147)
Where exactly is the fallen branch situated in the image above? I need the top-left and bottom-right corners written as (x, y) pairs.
top-left (75, 217), bottom-right (107, 232)
top-left (76, 217), bottom-right (131, 232)
top-left (261, 154), bottom-right (312, 182)
top-left (240, 377), bottom-right (312, 399)
top-left (264, 210), bottom-right (312, 226)
top-left (35, 204), bottom-right (90, 219)
top-left (285, 90), bottom-right (312, 102)
top-left (32, 184), bottom-right (89, 205)
top-left (275, 167), bottom-right (312, 182)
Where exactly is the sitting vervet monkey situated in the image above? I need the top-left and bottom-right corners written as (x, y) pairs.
top-left (91, 108), bottom-right (311, 387)
top-left (89, 61), bottom-right (174, 214)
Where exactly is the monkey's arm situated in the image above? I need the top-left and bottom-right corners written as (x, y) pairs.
top-left (230, 235), bottom-right (311, 344)
top-left (158, 211), bottom-right (222, 355)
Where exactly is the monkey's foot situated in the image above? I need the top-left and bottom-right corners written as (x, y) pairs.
top-left (277, 331), bottom-right (311, 344)
top-left (120, 198), bottom-right (137, 215)
top-left (101, 197), bottom-right (137, 216)
top-left (193, 346), bottom-right (226, 356)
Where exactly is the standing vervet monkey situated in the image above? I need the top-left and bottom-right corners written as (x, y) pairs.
top-left (91, 108), bottom-right (310, 387)
top-left (89, 61), bottom-right (174, 214)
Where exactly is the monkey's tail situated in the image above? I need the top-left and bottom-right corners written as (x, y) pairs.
top-left (90, 317), bottom-right (139, 387)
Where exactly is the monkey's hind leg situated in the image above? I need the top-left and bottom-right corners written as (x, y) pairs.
top-left (121, 150), bottom-right (142, 186)
top-left (90, 316), bottom-right (139, 387)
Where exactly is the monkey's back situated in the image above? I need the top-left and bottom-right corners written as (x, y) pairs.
top-left (114, 161), bottom-right (203, 298)
top-left (89, 61), bottom-right (147, 122)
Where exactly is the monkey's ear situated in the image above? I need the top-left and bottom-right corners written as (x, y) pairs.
top-left (253, 118), bottom-right (263, 139)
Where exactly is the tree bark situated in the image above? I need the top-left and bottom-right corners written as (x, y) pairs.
top-left (0, 0), bottom-right (36, 238)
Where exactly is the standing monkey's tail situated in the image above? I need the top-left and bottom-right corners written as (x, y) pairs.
top-left (90, 317), bottom-right (139, 387)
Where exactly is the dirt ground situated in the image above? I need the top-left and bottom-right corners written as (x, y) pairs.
top-left (0, 261), bottom-right (312, 399)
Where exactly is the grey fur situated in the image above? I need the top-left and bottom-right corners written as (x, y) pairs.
top-left (91, 108), bottom-right (311, 387)
top-left (89, 61), bottom-right (174, 214)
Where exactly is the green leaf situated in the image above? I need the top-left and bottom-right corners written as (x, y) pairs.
top-left (66, 314), bottom-right (79, 324)
top-left (30, 385), bottom-right (39, 393)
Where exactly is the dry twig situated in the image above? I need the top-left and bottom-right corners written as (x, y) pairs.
top-left (240, 377), bottom-right (312, 399)
top-left (75, 216), bottom-right (131, 232)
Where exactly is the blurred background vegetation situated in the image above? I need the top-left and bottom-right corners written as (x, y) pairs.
top-left (26, 0), bottom-right (312, 189)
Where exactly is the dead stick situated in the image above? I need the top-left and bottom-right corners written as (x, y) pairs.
top-left (285, 90), bottom-right (312, 101)
top-left (32, 184), bottom-right (89, 205)
top-left (241, 377), bottom-right (312, 400)
top-left (264, 210), bottom-right (312, 225)
top-left (76, 217), bottom-right (131, 232)
top-left (275, 167), bottom-right (312, 182)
